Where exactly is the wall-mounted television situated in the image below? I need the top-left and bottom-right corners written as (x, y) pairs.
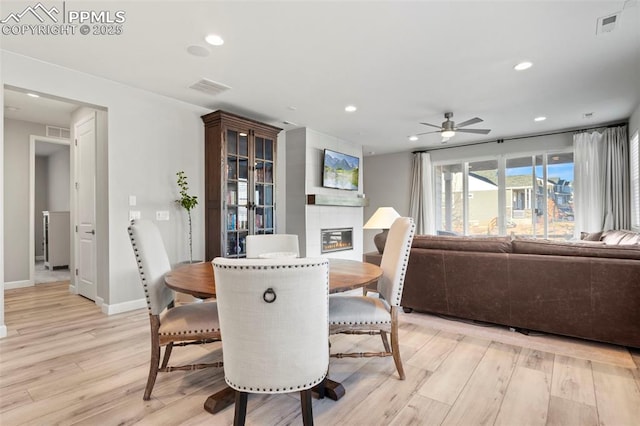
top-left (322, 149), bottom-right (359, 191)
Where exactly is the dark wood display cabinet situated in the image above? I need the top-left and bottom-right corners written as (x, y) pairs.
top-left (202, 110), bottom-right (282, 260)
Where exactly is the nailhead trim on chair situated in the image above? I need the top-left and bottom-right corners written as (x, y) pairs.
top-left (160, 328), bottom-right (220, 336)
top-left (392, 220), bottom-right (416, 306)
top-left (225, 374), bottom-right (326, 392)
top-left (128, 221), bottom-right (153, 312)
top-left (214, 262), bottom-right (327, 270)
top-left (330, 320), bottom-right (391, 325)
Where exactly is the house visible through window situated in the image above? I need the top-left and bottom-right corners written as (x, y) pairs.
top-left (435, 151), bottom-right (574, 239)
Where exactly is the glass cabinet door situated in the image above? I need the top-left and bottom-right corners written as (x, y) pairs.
top-left (224, 129), bottom-right (250, 257)
top-left (253, 136), bottom-right (275, 235)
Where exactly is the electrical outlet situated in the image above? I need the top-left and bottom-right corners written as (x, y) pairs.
top-left (156, 211), bottom-right (170, 221)
top-left (129, 195), bottom-right (137, 206)
top-left (129, 210), bottom-right (141, 221)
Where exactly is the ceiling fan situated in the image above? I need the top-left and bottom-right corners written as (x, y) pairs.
top-left (416, 112), bottom-right (491, 140)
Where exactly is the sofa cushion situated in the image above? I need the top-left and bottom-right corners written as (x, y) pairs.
top-left (601, 229), bottom-right (640, 245)
top-left (512, 238), bottom-right (640, 260)
top-left (412, 235), bottom-right (512, 253)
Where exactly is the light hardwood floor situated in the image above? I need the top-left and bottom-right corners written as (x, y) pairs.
top-left (1, 282), bottom-right (639, 425)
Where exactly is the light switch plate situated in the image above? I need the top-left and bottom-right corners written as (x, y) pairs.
top-left (156, 211), bottom-right (170, 221)
top-left (129, 210), bottom-right (141, 221)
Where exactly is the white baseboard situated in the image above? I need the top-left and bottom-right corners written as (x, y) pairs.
top-left (68, 284), bottom-right (77, 294)
top-left (0, 325), bottom-right (7, 338)
top-left (4, 280), bottom-right (34, 290)
top-left (101, 298), bottom-right (146, 315)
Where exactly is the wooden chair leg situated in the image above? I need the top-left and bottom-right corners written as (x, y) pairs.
top-left (300, 389), bottom-right (314, 426)
top-left (160, 342), bottom-right (173, 369)
top-left (390, 307), bottom-right (405, 380)
top-left (234, 391), bottom-right (248, 426)
top-left (380, 330), bottom-right (391, 353)
top-left (144, 339), bottom-right (161, 400)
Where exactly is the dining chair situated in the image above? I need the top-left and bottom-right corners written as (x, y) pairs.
top-left (212, 257), bottom-right (329, 426)
top-left (245, 234), bottom-right (300, 258)
top-left (328, 217), bottom-right (415, 380)
top-left (127, 219), bottom-right (222, 400)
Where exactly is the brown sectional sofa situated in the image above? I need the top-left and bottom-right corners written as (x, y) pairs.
top-left (401, 231), bottom-right (640, 348)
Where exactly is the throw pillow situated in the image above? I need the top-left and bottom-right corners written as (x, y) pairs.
top-left (580, 231), bottom-right (603, 241)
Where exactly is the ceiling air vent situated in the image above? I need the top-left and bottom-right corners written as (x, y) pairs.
top-left (596, 13), bottom-right (619, 35)
top-left (189, 78), bottom-right (231, 96)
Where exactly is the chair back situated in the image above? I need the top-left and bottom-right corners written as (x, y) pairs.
top-left (377, 217), bottom-right (416, 307)
top-left (128, 219), bottom-right (174, 315)
top-left (245, 234), bottom-right (300, 258)
top-left (212, 257), bottom-right (329, 393)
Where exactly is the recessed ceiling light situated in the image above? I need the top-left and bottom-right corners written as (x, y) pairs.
top-left (514, 61), bottom-right (533, 71)
top-left (27, 93), bottom-right (40, 98)
top-left (409, 136), bottom-right (419, 142)
top-left (186, 45), bottom-right (210, 57)
top-left (534, 116), bottom-right (546, 122)
top-left (205, 34), bottom-right (224, 46)
top-left (345, 105), bottom-right (357, 113)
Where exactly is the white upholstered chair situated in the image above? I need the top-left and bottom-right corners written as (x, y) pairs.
top-left (128, 219), bottom-right (222, 400)
top-left (212, 257), bottom-right (329, 426)
top-left (329, 217), bottom-right (415, 379)
top-left (245, 234), bottom-right (300, 258)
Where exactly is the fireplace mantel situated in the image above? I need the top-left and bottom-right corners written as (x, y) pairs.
top-left (307, 194), bottom-right (369, 207)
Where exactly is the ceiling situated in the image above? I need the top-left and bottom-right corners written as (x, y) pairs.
top-left (2, 1), bottom-right (639, 156)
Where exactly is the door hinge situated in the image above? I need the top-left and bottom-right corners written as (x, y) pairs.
top-left (75, 182), bottom-right (79, 189)
top-left (75, 268), bottom-right (79, 276)
top-left (75, 225), bottom-right (78, 232)
top-left (75, 139), bottom-right (78, 146)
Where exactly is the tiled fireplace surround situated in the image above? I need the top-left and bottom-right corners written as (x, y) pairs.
top-left (284, 128), bottom-right (364, 261)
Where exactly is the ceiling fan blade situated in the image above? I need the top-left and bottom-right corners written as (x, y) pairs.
top-left (419, 122), bottom-right (442, 129)
top-left (456, 117), bottom-right (483, 128)
top-left (414, 130), bottom-right (442, 136)
top-left (456, 128), bottom-right (491, 135)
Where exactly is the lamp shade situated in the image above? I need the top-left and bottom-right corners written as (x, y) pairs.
top-left (363, 207), bottom-right (400, 230)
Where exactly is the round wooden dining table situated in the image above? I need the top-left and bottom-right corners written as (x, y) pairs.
top-left (165, 258), bottom-right (383, 299)
top-left (164, 257), bottom-right (383, 414)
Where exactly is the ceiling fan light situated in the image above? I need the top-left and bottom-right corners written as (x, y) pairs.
top-left (441, 130), bottom-right (455, 138)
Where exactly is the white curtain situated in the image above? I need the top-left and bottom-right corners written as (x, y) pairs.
top-left (603, 126), bottom-right (630, 230)
top-left (409, 152), bottom-right (435, 235)
top-left (573, 125), bottom-right (629, 238)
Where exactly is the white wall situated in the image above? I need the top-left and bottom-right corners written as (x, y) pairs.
top-left (0, 86), bottom-right (5, 338)
top-left (362, 151), bottom-right (413, 254)
top-left (2, 51), bottom-right (209, 315)
top-left (34, 156), bottom-right (48, 257)
top-left (3, 119), bottom-right (46, 282)
top-left (630, 101), bottom-right (640, 141)
top-left (48, 146), bottom-right (70, 211)
top-left (286, 127), bottom-right (364, 259)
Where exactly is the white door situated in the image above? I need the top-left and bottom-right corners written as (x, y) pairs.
top-left (75, 113), bottom-right (97, 301)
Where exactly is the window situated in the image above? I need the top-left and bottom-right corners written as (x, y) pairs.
top-left (436, 151), bottom-right (574, 239)
top-left (631, 131), bottom-right (640, 231)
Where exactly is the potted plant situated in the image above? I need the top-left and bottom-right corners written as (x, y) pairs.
top-left (176, 171), bottom-right (198, 263)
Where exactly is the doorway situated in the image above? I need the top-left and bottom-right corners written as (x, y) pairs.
top-left (30, 136), bottom-right (71, 285)
top-left (4, 86), bottom-right (103, 303)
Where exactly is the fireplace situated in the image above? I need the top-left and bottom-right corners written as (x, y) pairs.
top-left (321, 228), bottom-right (353, 253)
